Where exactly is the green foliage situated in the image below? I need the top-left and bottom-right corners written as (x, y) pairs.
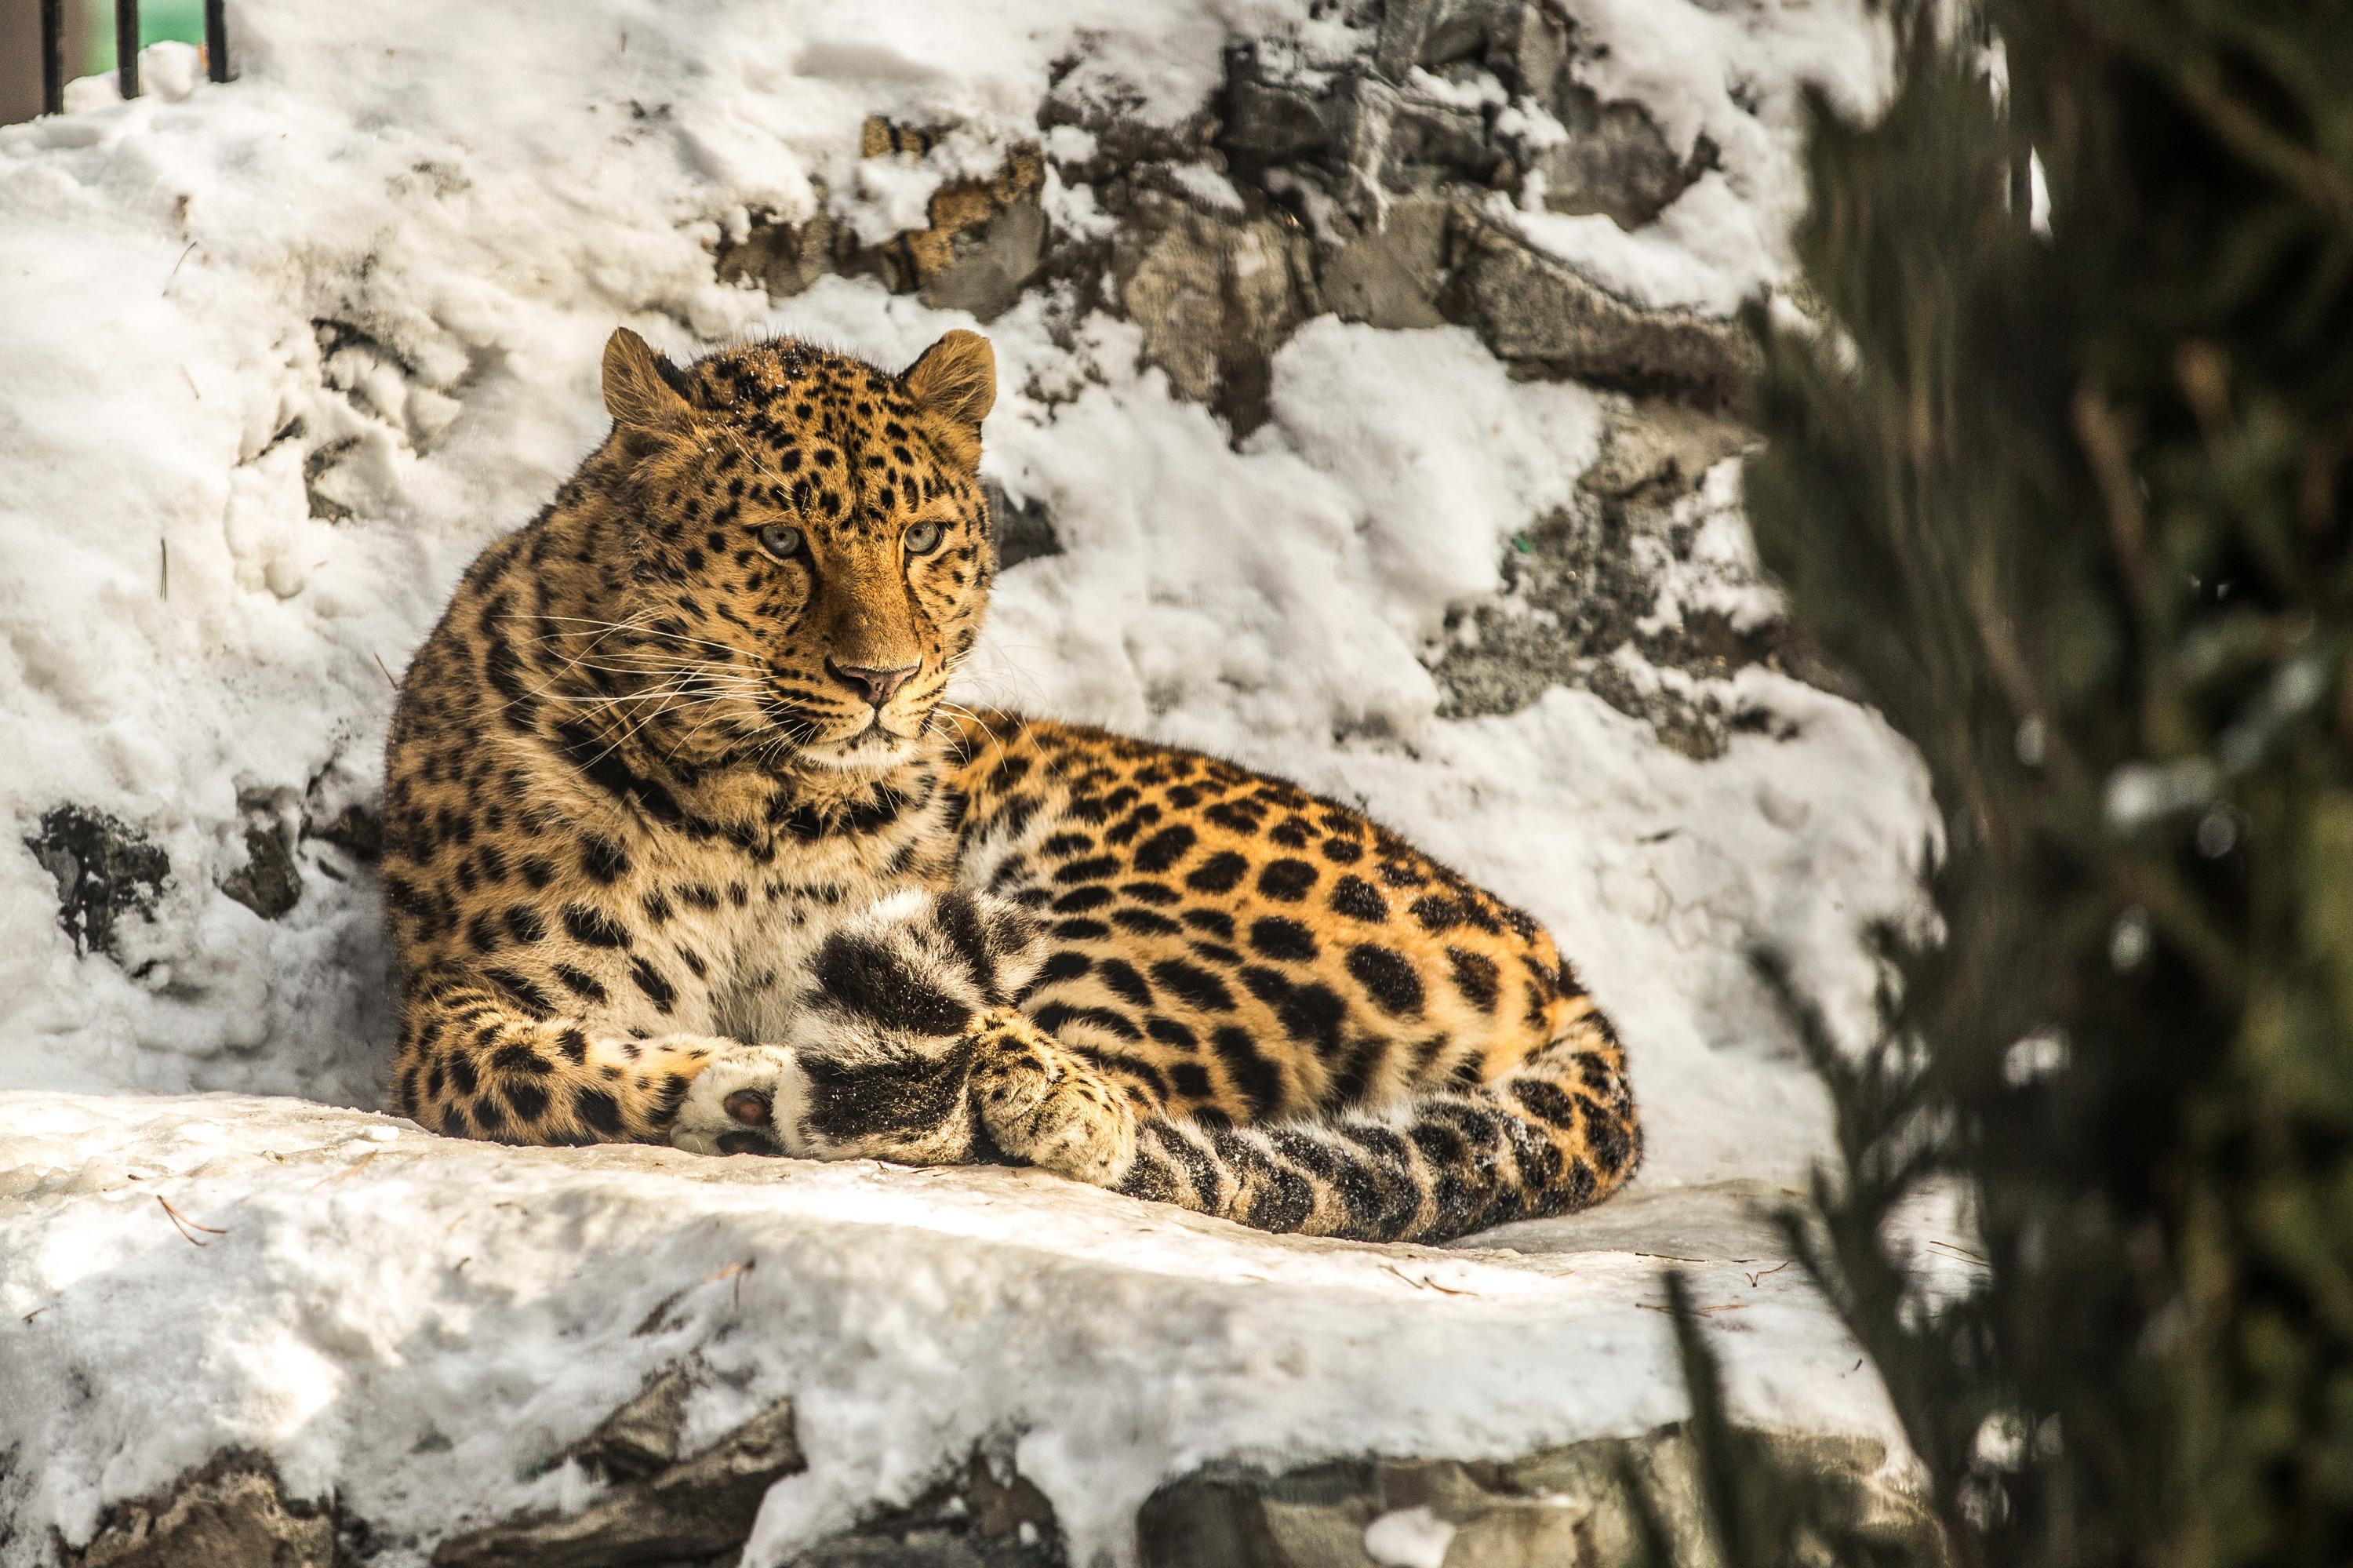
top-left (1687, 2), bottom-right (2353, 1563)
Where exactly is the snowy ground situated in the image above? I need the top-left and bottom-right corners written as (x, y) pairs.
top-left (0, 1), bottom-right (1935, 1563)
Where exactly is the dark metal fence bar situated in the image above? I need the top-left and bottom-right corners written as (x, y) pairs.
top-left (39, 0), bottom-right (65, 115)
top-left (27, 0), bottom-right (231, 119)
top-left (115, 0), bottom-right (139, 100)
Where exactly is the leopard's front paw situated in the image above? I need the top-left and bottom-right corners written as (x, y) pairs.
top-left (671, 1046), bottom-right (811, 1159)
top-left (785, 888), bottom-right (1044, 1059)
top-left (970, 1010), bottom-right (1138, 1188)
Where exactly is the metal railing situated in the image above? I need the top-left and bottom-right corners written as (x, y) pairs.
top-left (37, 0), bottom-right (231, 114)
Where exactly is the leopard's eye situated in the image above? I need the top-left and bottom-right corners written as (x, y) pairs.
top-left (758, 524), bottom-right (803, 561)
top-left (904, 519), bottom-right (944, 556)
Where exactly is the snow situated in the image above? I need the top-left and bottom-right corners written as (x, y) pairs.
top-left (1502, 178), bottom-right (1786, 317)
top-left (1634, 458), bottom-right (1786, 638)
top-left (0, 0), bottom-right (1934, 1562)
top-left (1508, 0), bottom-right (1895, 315)
top-left (1364, 1505), bottom-right (1458, 1568)
top-left (1564, 0), bottom-right (1890, 167)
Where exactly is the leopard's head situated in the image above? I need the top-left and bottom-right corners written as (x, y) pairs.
top-left (595, 327), bottom-right (997, 773)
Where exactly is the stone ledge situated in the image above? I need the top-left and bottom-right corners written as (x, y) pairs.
top-left (4, 1097), bottom-right (1925, 1568)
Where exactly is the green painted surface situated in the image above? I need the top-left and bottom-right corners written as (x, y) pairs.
top-left (82, 0), bottom-right (210, 74)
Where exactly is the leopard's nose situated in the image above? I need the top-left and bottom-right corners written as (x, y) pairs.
top-left (825, 657), bottom-right (919, 708)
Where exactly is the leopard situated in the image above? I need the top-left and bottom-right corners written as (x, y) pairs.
top-left (377, 323), bottom-right (1641, 1244)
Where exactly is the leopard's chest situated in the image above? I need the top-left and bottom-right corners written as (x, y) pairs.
top-left (631, 795), bottom-right (955, 1043)
top-left (708, 887), bottom-right (893, 1043)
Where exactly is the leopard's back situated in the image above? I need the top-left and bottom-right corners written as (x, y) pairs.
top-left (943, 713), bottom-right (1631, 1147)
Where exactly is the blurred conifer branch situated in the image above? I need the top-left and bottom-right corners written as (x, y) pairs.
top-left (1667, 1), bottom-right (2353, 1561)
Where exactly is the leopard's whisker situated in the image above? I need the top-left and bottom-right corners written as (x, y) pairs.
top-left (932, 700), bottom-right (1014, 777)
top-left (512, 612), bottom-right (749, 662)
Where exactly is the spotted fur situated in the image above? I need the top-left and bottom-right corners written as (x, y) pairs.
top-left (381, 326), bottom-right (1641, 1242)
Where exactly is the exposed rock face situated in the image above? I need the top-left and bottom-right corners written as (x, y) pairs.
top-left (1108, 186), bottom-right (1321, 435)
top-left (75, 1457), bottom-right (334, 1568)
top-left (64, 1417), bottom-right (1933, 1568)
top-left (983, 479), bottom-right (1063, 572)
top-left (95, 1418), bottom-right (1071, 1568)
top-left (717, 2), bottom-right (1757, 419)
top-left (791, 1447), bottom-right (1066, 1568)
top-left (858, 121), bottom-right (1049, 319)
top-left (700, 2), bottom-right (1797, 778)
top-left (1537, 85), bottom-right (1717, 231)
top-left (1448, 213), bottom-right (1754, 398)
top-left (1312, 194), bottom-right (1453, 329)
top-left (1139, 1428), bottom-right (1939, 1568)
top-left (1431, 398), bottom-right (1795, 756)
top-left (21, 806), bottom-right (169, 961)
top-left (716, 207), bottom-right (848, 305)
top-left (716, 125), bottom-right (1049, 326)
top-left (304, 802), bottom-right (383, 864)
top-left (220, 795), bottom-right (304, 922)
top-left (433, 1382), bottom-right (804, 1567)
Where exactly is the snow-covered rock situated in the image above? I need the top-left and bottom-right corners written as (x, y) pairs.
top-left (0, 0), bottom-right (1941, 1563)
top-left (2, 1093), bottom-right (1945, 1567)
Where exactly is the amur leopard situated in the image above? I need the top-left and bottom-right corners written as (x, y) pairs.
top-left (380, 325), bottom-right (1640, 1243)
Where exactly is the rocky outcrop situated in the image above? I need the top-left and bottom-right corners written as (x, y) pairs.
top-left (1106, 184), bottom-right (1321, 435)
top-left (433, 1373), bottom-right (803, 1568)
top-left (61, 1376), bottom-right (1067, 1568)
top-left (21, 805), bottom-right (169, 962)
top-left (1536, 82), bottom-right (1717, 231)
top-left (74, 1457), bottom-right (334, 1568)
top-left (716, 122), bottom-right (1048, 326)
top-left (1140, 1428), bottom-right (1937, 1568)
top-left (220, 793), bottom-right (304, 922)
top-left (982, 479), bottom-right (1062, 571)
top-left (717, 2), bottom-right (1758, 424)
top-left (697, 0), bottom-right (1798, 770)
top-left (694, 0), bottom-right (1797, 772)
top-left (1446, 213), bottom-right (1753, 398)
top-left (62, 1414), bottom-right (1934, 1568)
top-left (1429, 398), bottom-right (1790, 756)
top-left (790, 1447), bottom-right (1066, 1568)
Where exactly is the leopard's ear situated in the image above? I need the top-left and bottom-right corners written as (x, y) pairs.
top-left (602, 327), bottom-right (696, 438)
top-left (901, 329), bottom-right (995, 468)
